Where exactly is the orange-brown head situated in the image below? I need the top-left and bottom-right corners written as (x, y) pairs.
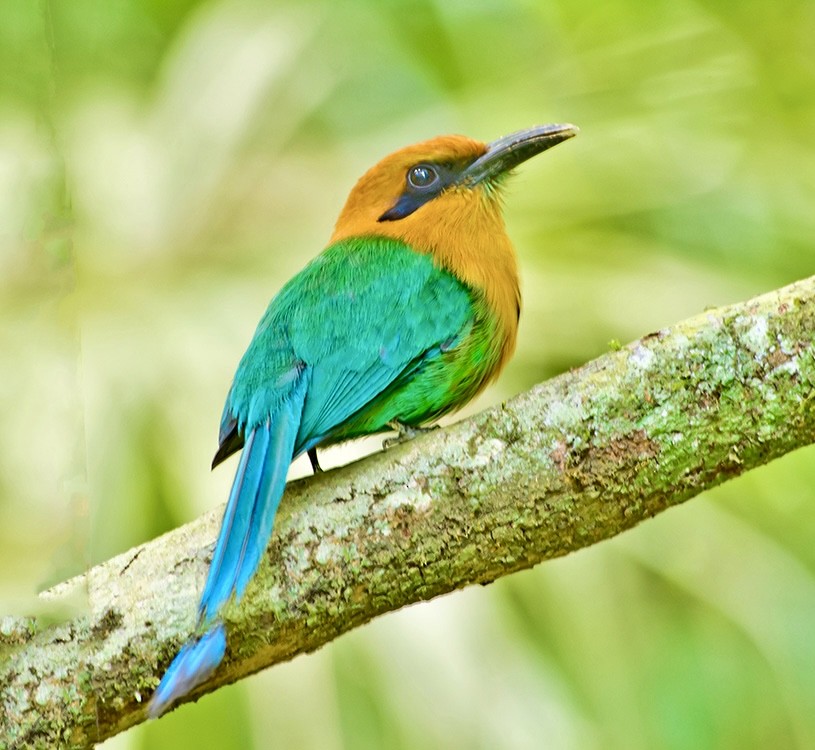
top-left (330, 124), bottom-right (577, 371)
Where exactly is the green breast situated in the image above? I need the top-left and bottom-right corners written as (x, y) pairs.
top-left (322, 286), bottom-right (505, 444)
top-left (225, 235), bottom-right (507, 450)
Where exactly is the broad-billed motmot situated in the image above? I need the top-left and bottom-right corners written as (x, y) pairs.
top-left (149, 123), bottom-right (578, 717)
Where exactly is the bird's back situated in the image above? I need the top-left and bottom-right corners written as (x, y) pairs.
top-left (225, 235), bottom-right (509, 452)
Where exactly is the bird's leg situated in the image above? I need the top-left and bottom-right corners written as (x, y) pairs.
top-left (307, 447), bottom-right (322, 473)
top-left (382, 420), bottom-right (439, 449)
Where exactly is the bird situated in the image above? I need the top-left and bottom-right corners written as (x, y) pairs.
top-left (148, 123), bottom-right (578, 717)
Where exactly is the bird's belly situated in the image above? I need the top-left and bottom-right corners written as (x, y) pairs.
top-left (321, 328), bottom-right (505, 446)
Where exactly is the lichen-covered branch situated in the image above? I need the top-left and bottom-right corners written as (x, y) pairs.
top-left (2, 276), bottom-right (814, 749)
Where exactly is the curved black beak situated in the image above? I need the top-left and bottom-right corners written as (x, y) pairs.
top-left (459, 123), bottom-right (578, 187)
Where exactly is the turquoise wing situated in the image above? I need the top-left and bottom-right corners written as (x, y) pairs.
top-left (221, 235), bottom-right (477, 455)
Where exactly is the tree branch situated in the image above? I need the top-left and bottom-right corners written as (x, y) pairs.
top-left (2, 276), bottom-right (814, 749)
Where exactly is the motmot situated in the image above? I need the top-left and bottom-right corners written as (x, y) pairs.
top-left (148, 123), bottom-right (578, 717)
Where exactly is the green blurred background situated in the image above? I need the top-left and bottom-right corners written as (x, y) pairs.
top-left (2, 0), bottom-right (815, 748)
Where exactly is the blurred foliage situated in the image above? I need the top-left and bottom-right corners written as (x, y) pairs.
top-left (1, 0), bottom-right (814, 748)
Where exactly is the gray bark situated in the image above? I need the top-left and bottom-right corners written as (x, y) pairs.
top-left (1, 275), bottom-right (814, 749)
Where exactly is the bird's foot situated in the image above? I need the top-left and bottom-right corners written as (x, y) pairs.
top-left (382, 421), bottom-right (439, 450)
top-left (307, 447), bottom-right (323, 474)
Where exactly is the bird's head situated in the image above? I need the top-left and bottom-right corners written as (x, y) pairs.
top-left (331, 124), bottom-right (577, 255)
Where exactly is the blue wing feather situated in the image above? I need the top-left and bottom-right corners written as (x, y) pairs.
top-left (149, 372), bottom-right (307, 716)
top-left (148, 624), bottom-right (227, 719)
top-left (150, 237), bottom-right (475, 716)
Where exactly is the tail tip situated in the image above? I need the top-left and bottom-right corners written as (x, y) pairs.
top-left (147, 623), bottom-right (227, 719)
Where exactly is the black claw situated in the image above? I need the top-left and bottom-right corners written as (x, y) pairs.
top-left (308, 447), bottom-right (322, 473)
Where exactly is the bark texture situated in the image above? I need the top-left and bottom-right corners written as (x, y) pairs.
top-left (1, 275), bottom-right (814, 749)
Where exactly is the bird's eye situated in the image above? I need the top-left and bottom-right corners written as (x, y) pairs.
top-left (407, 164), bottom-right (440, 190)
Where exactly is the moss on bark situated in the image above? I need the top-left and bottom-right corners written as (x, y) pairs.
top-left (1, 275), bottom-right (814, 749)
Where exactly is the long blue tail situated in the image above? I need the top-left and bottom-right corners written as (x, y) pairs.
top-left (149, 389), bottom-right (306, 718)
